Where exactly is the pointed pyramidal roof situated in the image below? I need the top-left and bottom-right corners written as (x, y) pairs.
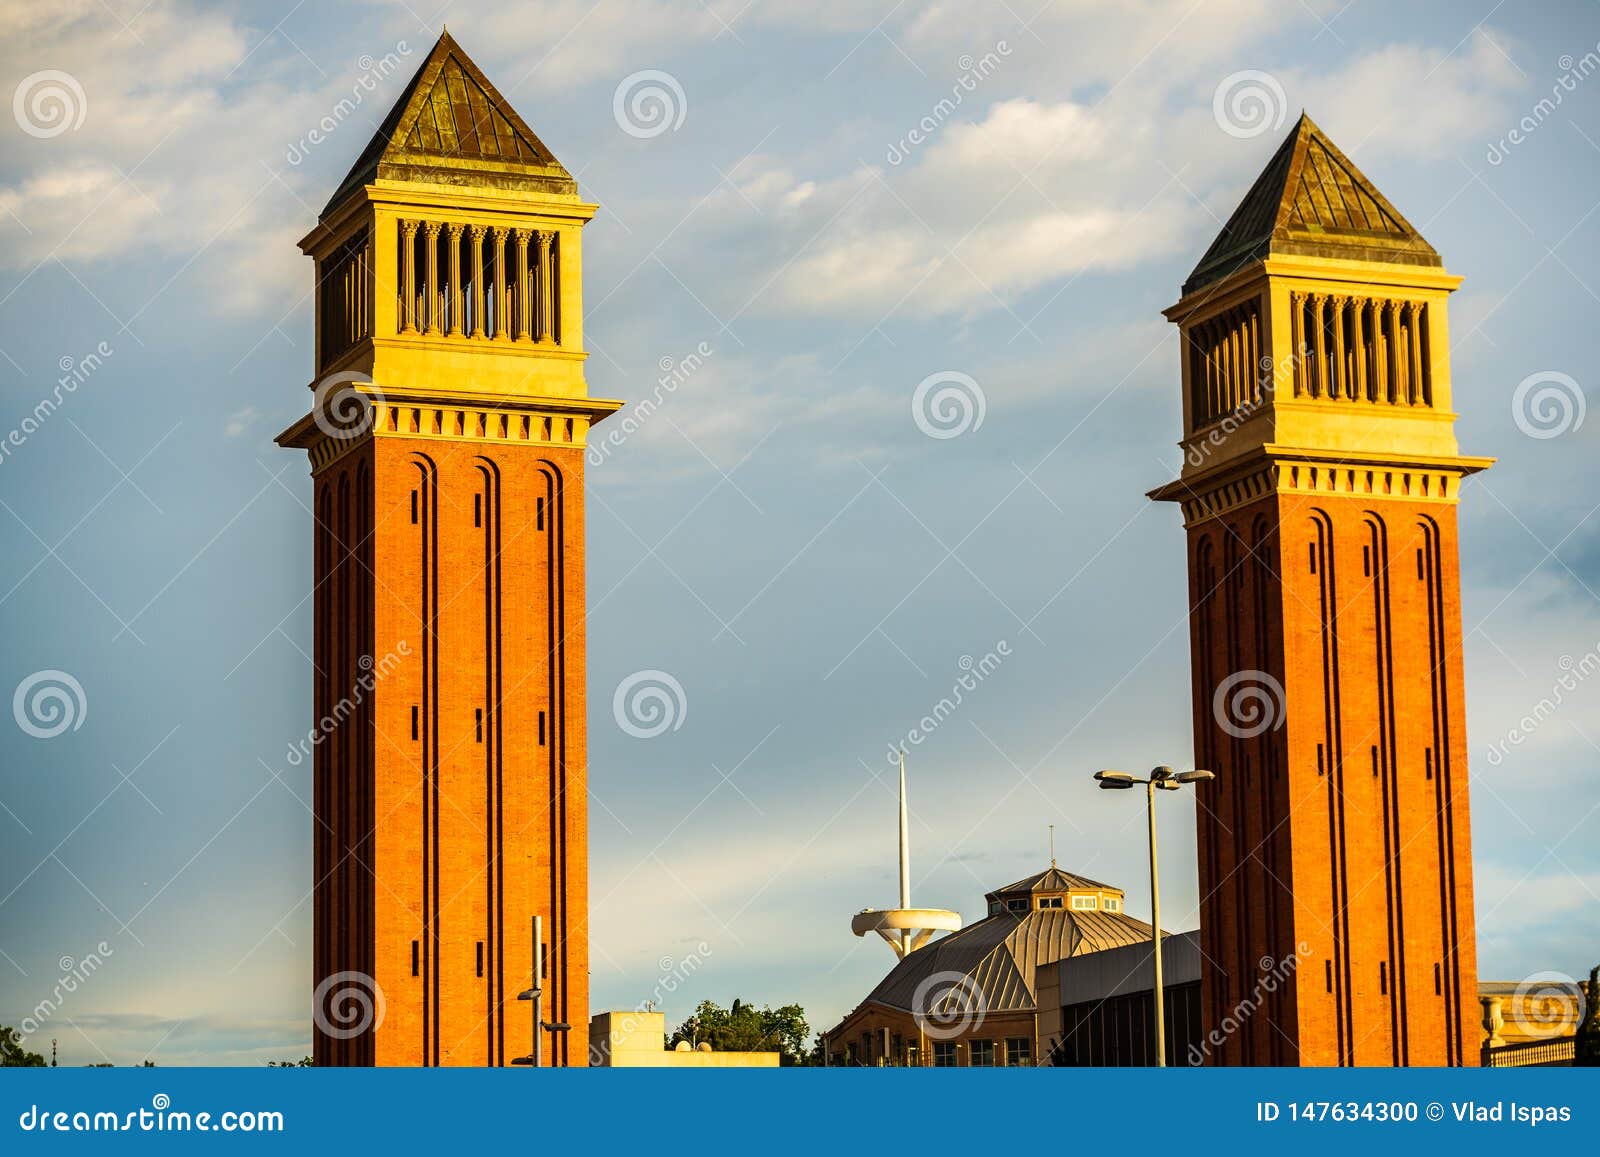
top-left (322, 30), bottom-right (576, 217)
top-left (1183, 113), bottom-right (1439, 296)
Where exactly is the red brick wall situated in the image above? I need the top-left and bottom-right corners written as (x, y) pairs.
top-left (312, 436), bottom-right (589, 1066)
top-left (1185, 490), bottom-right (1477, 1066)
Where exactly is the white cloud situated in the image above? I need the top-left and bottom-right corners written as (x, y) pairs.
top-left (223, 405), bottom-right (259, 437)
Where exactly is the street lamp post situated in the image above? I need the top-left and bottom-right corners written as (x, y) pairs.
top-left (1093, 765), bottom-right (1214, 1067)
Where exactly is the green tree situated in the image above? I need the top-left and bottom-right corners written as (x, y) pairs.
top-left (266, 1056), bottom-right (314, 1067)
top-left (669, 998), bottom-right (811, 1066)
top-left (0, 1026), bottom-right (46, 1067)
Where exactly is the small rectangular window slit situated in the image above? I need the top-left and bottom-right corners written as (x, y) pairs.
top-left (474, 493), bottom-right (481, 528)
top-left (475, 708), bottom-right (483, 743)
top-left (1308, 542), bottom-right (1317, 574)
top-left (1380, 961), bottom-right (1388, 995)
top-left (1425, 749), bottom-right (1433, 781)
top-left (411, 939), bottom-right (419, 977)
top-left (1325, 960), bottom-right (1333, 993)
top-left (537, 496), bottom-right (546, 531)
top-left (1316, 743), bottom-right (1325, 777)
top-left (1362, 545), bottom-right (1371, 577)
top-left (410, 489), bottom-right (419, 524)
top-left (538, 710), bottom-right (546, 747)
top-left (1434, 962), bottom-right (1442, 995)
top-left (1416, 548), bottom-right (1425, 580)
top-left (476, 941), bottom-right (484, 978)
top-left (411, 705), bottom-right (419, 741)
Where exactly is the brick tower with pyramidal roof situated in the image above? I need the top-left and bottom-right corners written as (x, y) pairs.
top-left (277, 30), bottom-right (621, 1067)
top-left (1150, 114), bottom-right (1491, 1066)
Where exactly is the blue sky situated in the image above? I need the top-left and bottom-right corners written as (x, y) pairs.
top-left (1, 0), bottom-right (1598, 1065)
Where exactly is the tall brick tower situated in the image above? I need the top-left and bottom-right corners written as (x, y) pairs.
top-left (276, 32), bottom-right (620, 1066)
top-left (1150, 115), bottom-right (1491, 1066)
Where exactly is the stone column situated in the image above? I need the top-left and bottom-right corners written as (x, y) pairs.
top-left (400, 219), bottom-right (419, 333)
top-left (493, 226), bottom-right (509, 339)
top-left (1289, 293), bottom-right (1305, 397)
top-left (423, 221), bottom-right (442, 334)
top-left (469, 225), bottom-right (487, 338)
top-left (1382, 300), bottom-right (1395, 404)
top-left (1330, 296), bottom-right (1349, 400)
top-left (515, 229), bottom-right (532, 341)
top-left (1350, 297), bottom-right (1367, 401)
top-left (447, 224), bottom-right (464, 336)
top-left (1310, 294), bottom-right (1327, 400)
top-left (535, 230), bottom-right (555, 343)
top-left (1405, 301), bottom-right (1426, 405)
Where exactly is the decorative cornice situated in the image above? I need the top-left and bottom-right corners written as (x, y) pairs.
top-left (1148, 446), bottom-right (1496, 528)
top-left (275, 388), bottom-right (625, 475)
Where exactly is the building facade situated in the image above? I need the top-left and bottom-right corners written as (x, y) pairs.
top-left (276, 32), bottom-right (620, 1066)
top-left (824, 867), bottom-right (1176, 1066)
top-left (1150, 115), bottom-right (1490, 1066)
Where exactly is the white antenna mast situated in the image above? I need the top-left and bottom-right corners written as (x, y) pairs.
top-left (898, 749), bottom-right (911, 910)
top-left (851, 749), bottom-right (961, 959)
